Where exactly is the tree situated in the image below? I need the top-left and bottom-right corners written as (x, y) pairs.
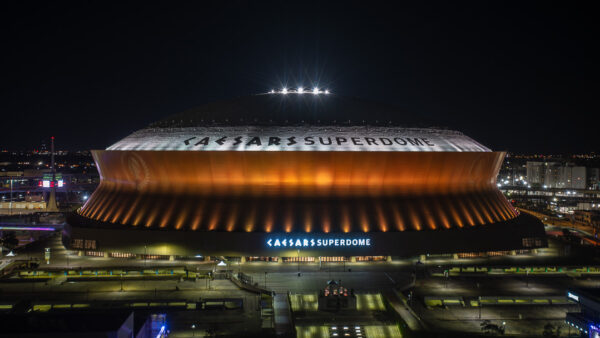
top-left (482, 323), bottom-right (504, 335)
top-left (543, 323), bottom-right (555, 336)
top-left (543, 323), bottom-right (561, 337)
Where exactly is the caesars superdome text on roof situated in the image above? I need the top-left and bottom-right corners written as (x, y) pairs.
top-left (108, 125), bottom-right (489, 152)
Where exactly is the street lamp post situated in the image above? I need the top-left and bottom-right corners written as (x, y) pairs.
top-left (264, 271), bottom-right (267, 289)
top-left (444, 270), bottom-right (449, 288)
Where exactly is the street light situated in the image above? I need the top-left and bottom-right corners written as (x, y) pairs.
top-left (444, 270), bottom-right (449, 288)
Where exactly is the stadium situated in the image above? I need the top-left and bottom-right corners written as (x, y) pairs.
top-left (64, 91), bottom-right (546, 261)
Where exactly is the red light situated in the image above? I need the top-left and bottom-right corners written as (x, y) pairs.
top-left (50, 181), bottom-right (55, 188)
top-left (38, 181), bottom-right (43, 187)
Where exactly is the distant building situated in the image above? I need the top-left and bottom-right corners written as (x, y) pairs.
top-left (574, 210), bottom-right (600, 228)
top-left (560, 166), bottom-right (586, 189)
top-left (565, 288), bottom-right (600, 336)
top-left (526, 161), bottom-right (546, 185)
top-left (526, 162), bottom-right (593, 189)
top-left (588, 168), bottom-right (600, 190)
top-left (0, 311), bottom-right (162, 338)
top-left (543, 162), bottom-right (563, 188)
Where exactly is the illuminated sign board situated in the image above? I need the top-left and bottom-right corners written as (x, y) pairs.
top-left (39, 174), bottom-right (64, 188)
top-left (108, 126), bottom-right (490, 152)
top-left (39, 180), bottom-right (64, 188)
top-left (567, 292), bottom-right (580, 302)
top-left (267, 237), bottom-right (371, 248)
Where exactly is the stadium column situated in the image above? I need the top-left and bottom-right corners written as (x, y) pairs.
top-left (169, 255), bottom-right (175, 261)
top-left (386, 256), bottom-right (392, 262)
top-left (104, 252), bottom-right (109, 258)
top-left (350, 257), bottom-right (357, 263)
top-left (240, 256), bottom-right (246, 264)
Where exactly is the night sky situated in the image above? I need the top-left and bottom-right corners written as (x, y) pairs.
top-left (1, 2), bottom-right (595, 153)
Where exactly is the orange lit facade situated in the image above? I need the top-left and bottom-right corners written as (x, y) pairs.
top-left (80, 150), bottom-right (515, 232)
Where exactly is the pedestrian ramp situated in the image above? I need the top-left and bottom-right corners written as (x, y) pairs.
top-left (424, 295), bottom-right (569, 308)
top-left (274, 293), bottom-right (293, 335)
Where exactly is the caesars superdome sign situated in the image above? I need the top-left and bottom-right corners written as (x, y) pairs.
top-left (183, 134), bottom-right (435, 148)
top-left (108, 126), bottom-right (490, 152)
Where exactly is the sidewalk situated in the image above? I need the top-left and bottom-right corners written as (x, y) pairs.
top-left (383, 289), bottom-right (425, 331)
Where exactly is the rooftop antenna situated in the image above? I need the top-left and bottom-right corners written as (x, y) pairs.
top-left (46, 136), bottom-right (59, 212)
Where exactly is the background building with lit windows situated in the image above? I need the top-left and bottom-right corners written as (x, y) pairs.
top-left (64, 92), bottom-right (546, 261)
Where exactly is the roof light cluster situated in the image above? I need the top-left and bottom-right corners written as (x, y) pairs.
top-left (269, 87), bottom-right (330, 95)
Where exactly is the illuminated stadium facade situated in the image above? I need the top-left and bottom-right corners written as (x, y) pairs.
top-left (65, 93), bottom-right (546, 260)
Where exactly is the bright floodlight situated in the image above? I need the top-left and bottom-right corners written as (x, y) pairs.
top-left (297, 87), bottom-right (304, 94)
top-left (270, 89), bottom-right (275, 93)
top-left (313, 87), bottom-right (319, 94)
top-left (325, 89), bottom-right (330, 94)
top-left (282, 87), bottom-right (288, 94)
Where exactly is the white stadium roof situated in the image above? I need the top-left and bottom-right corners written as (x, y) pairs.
top-left (107, 126), bottom-right (490, 152)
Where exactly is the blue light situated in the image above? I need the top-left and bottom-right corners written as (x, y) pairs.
top-left (156, 325), bottom-right (166, 338)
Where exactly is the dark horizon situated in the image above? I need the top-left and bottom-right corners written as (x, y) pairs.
top-left (1, 2), bottom-right (595, 153)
